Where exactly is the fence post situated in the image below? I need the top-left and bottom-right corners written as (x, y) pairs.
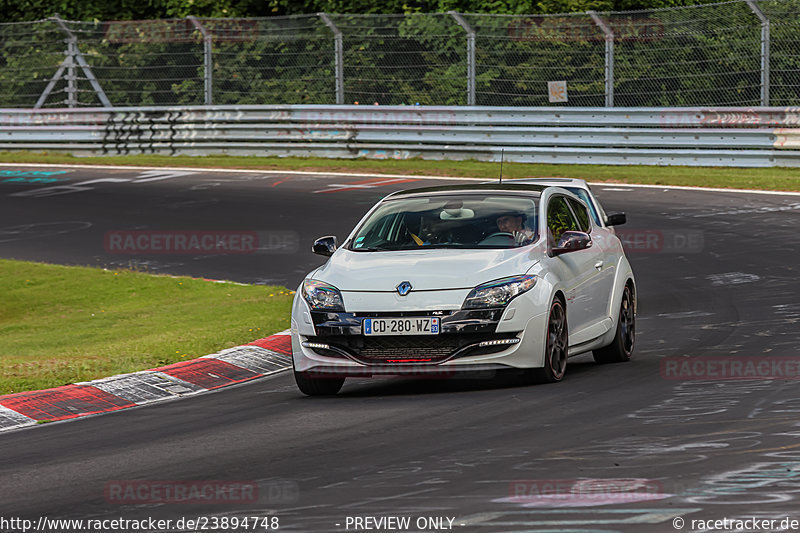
top-left (188, 16), bottom-right (213, 106)
top-left (34, 60), bottom-right (67, 109)
top-left (745, 0), bottom-right (770, 106)
top-left (319, 13), bottom-right (344, 105)
top-left (65, 37), bottom-right (77, 107)
top-left (449, 11), bottom-right (476, 106)
top-left (588, 11), bottom-right (614, 107)
top-left (36, 15), bottom-right (111, 108)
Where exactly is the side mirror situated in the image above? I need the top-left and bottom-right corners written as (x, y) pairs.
top-left (312, 236), bottom-right (337, 257)
top-left (606, 212), bottom-right (627, 227)
top-left (552, 231), bottom-right (592, 256)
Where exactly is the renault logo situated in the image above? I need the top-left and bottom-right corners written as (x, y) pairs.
top-left (396, 281), bottom-right (412, 296)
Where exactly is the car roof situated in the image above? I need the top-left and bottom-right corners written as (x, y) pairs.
top-left (497, 177), bottom-right (589, 187)
top-left (386, 183), bottom-right (549, 199)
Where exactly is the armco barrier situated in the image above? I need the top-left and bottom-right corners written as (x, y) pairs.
top-left (2, 105), bottom-right (800, 167)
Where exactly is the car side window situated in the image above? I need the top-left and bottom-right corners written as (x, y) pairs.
top-left (567, 198), bottom-right (591, 233)
top-left (565, 187), bottom-right (602, 227)
top-left (547, 196), bottom-right (580, 245)
top-left (586, 184), bottom-right (609, 226)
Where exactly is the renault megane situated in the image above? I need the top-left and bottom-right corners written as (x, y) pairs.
top-left (290, 183), bottom-right (635, 395)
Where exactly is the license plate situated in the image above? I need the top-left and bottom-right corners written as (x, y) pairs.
top-left (363, 317), bottom-right (440, 336)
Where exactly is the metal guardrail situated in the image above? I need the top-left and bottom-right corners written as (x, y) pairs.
top-left (2, 105), bottom-right (799, 167)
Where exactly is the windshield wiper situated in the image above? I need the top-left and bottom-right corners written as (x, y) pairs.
top-left (414, 243), bottom-right (469, 249)
top-left (351, 246), bottom-right (394, 252)
top-left (352, 243), bottom-right (475, 251)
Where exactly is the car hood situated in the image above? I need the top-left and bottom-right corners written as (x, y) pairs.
top-left (312, 245), bottom-right (543, 291)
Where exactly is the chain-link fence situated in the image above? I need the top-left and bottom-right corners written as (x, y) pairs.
top-left (2, 0), bottom-right (799, 108)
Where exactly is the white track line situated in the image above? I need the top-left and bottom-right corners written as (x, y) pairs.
top-left (1, 162), bottom-right (798, 196)
top-left (0, 162), bottom-right (484, 182)
top-left (588, 181), bottom-right (800, 197)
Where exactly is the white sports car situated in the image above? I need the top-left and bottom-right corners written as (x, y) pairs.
top-left (290, 183), bottom-right (635, 395)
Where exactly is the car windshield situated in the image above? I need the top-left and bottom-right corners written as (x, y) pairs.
top-left (350, 194), bottom-right (538, 251)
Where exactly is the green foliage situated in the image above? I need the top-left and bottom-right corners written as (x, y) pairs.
top-left (0, 0), bottom-right (163, 23)
top-left (0, 0), bottom-right (739, 22)
top-left (1, 1), bottom-right (797, 108)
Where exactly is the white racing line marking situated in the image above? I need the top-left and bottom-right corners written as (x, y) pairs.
top-left (0, 163), bottom-right (479, 183)
top-left (688, 202), bottom-right (800, 218)
top-left (312, 177), bottom-right (419, 194)
top-left (2, 162), bottom-right (800, 196)
top-left (707, 272), bottom-right (761, 286)
top-left (8, 169), bottom-right (196, 197)
top-left (0, 221), bottom-right (93, 243)
top-left (593, 182), bottom-right (800, 197)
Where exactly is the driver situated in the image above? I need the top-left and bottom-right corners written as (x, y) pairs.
top-left (495, 212), bottom-right (535, 244)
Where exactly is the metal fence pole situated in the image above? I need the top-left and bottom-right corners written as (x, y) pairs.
top-left (65, 39), bottom-right (77, 107)
top-left (34, 60), bottom-right (68, 108)
top-left (188, 16), bottom-right (213, 105)
top-left (449, 11), bottom-right (476, 106)
top-left (38, 15), bottom-right (111, 107)
top-left (588, 11), bottom-right (614, 107)
top-left (54, 15), bottom-right (109, 107)
top-left (319, 13), bottom-right (344, 105)
top-left (745, 0), bottom-right (770, 106)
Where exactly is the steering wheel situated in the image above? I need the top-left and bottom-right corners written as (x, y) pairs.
top-left (483, 232), bottom-right (514, 240)
top-left (479, 232), bottom-right (515, 245)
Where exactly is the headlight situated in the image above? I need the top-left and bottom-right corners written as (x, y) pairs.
top-left (302, 279), bottom-right (345, 311)
top-left (462, 275), bottom-right (537, 309)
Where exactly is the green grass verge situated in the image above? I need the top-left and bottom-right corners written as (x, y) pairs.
top-left (0, 259), bottom-right (292, 395)
top-left (2, 151), bottom-right (800, 191)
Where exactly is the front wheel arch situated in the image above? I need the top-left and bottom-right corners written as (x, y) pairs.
top-left (593, 282), bottom-right (635, 364)
top-left (529, 293), bottom-right (569, 384)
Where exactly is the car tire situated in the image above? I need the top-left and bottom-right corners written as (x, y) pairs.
top-left (294, 371), bottom-right (345, 396)
top-left (531, 297), bottom-right (568, 384)
top-left (593, 284), bottom-right (635, 364)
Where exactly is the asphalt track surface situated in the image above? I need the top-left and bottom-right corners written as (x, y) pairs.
top-left (1, 165), bottom-right (800, 533)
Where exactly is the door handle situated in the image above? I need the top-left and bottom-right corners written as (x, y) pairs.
top-left (594, 261), bottom-right (604, 270)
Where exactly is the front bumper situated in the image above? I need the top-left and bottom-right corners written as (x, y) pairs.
top-left (292, 306), bottom-right (548, 374)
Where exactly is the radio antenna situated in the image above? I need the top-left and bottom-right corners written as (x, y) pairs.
top-left (499, 149), bottom-right (504, 184)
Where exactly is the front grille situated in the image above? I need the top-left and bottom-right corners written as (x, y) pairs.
top-left (359, 336), bottom-right (459, 360)
top-left (312, 333), bottom-right (519, 364)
